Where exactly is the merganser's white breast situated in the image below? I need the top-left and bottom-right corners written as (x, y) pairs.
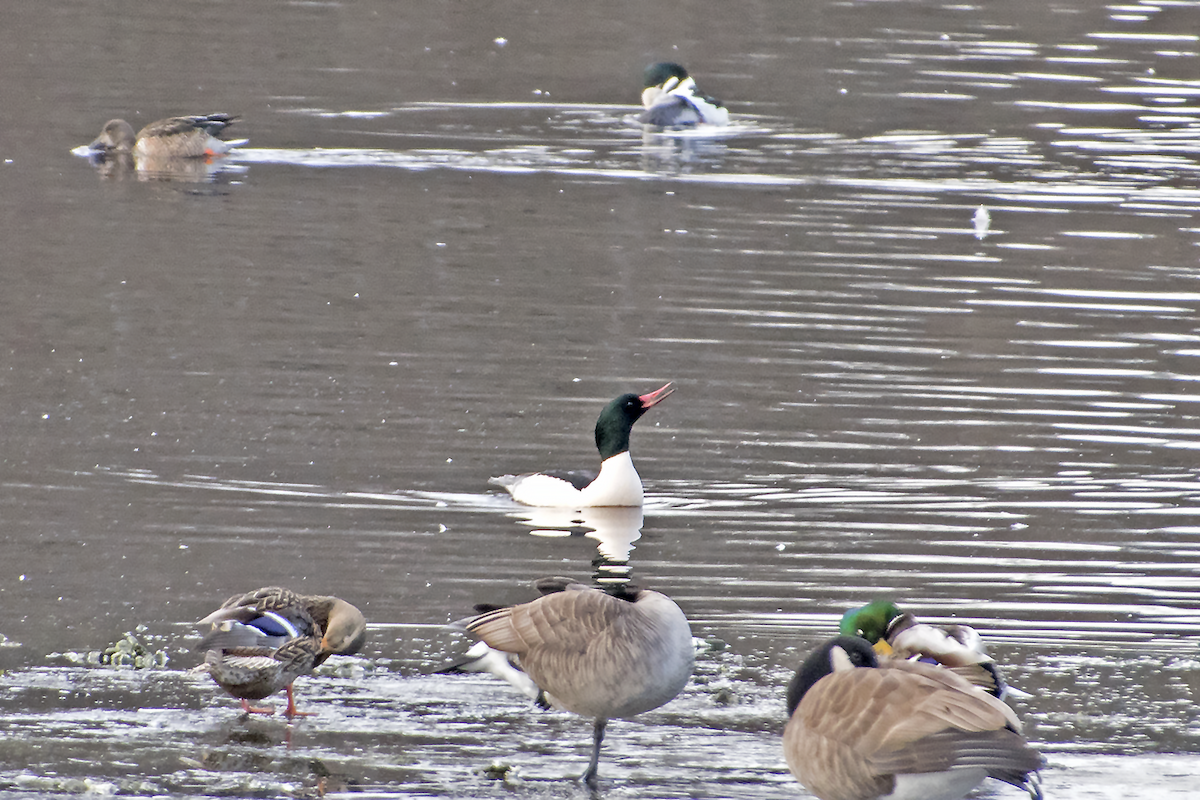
top-left (491, 452), bottom-right (643, 508)
top-left (580, 451), bottom-right (643, 506)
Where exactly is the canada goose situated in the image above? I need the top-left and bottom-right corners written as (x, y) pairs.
top-left (784, 636), bottom-right (1043, 800)
top-left (461, 576), bottom-right (693, 785)
top-left (840, 599), bottom-right (1026, 700)
top-left (489, 383), bottom-right (673, 507)
top-left (196, 586), bottom-right (367, 717)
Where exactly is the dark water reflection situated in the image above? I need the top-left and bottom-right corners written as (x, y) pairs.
top-left (3, 0), bottom-right (1200, 797)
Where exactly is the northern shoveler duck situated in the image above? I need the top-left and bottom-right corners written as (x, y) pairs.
top-left (196, 586), bottom-right (367, 717)
top-left (638, 62), bottom-right (729, 127)
top-left (840, 599), bottom-right (1026, 701)
top-left (784, 636), bottom-right (1044, 800)
top-left (460, 577), bottom-right (694, 786)
top-left (89, 114), bottom-right (247, 159)
top-left (489, 383), bottom-right (673, 507)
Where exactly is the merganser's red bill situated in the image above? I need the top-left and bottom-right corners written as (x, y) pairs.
top-left (638, 382), bottom-right (674, 409)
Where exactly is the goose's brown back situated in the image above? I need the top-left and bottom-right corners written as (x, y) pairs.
top-left (467, 582), bottom-right (693, 720)
top-left (784, 658), bottom-right (1040, 800)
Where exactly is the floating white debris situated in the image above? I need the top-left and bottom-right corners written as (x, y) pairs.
top-left (973, 205), bottom-right (991, 240)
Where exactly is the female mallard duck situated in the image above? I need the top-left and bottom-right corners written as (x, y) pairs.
top-left (840, 599), bottom-right (1024, 701)
top-left (460, 576), bottom-right (694, 786)
top-left (196, 586), bottom-right (367, 717)
top-left (89, 114), bottom-right (247, 159)
top-left (784, 636), bottom-right (1043, 800)
top-left (200, 632), bottom-right (324, 718)
top-left (638, 63), bottom-right (729, 128)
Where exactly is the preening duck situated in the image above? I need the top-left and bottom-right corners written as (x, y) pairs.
top-left (638, 62), bottom-right (730, 127)
top-left (840, 599), bottom-right (1025, 701)
top-left (784, 636), bottom-right (1043, 800)
top-left (89, 114), bottom-right (247, 159)
top-left (461, 577), bottom-right (694, 786)
top-left (196, 586), bottom-right (367, 717)
top-left (489, 383), bottom-right (673, 507)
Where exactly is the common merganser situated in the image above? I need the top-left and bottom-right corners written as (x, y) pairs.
top-left (784, 636), bottom-right (1044, 800)
top-left (88, 114), bottom-right (247, 159)
top-left (196, 586), bottom-right (367, 717)
top-left (638, 63), bottom-right (730, 128)
top-left (461, 577), bottom-right (694, 786)
top-left (840, 599), bottom-right (1027, 701)
top-left (489, 383), bottom-right (674, 507)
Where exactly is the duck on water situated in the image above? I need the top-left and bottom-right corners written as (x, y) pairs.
top-left (638, 62), bottom-right (730, 128)
top-left (840, 599), bottom-right (1028, 702)
top-left (88, 113), bottom-right (247, 159)
top-left (489, 383), bottom-right (674, 507)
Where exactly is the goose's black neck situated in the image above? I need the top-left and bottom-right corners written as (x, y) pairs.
top-left (786, 636), bottom-right (877, 716)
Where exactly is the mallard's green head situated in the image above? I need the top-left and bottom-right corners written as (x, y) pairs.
top-left (839, 600), bottom-right (902, 643)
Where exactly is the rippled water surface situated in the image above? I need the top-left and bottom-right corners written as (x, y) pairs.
top-left (3, 0), bottom-right (1200, 797)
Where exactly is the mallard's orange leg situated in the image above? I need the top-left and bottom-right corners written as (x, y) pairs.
top-left (283, 684), bottom-right (315, 718)
top-left (240, 698), bottom-right (275, 715)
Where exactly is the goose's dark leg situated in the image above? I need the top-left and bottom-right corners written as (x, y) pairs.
top-left (581, 717), bottom-right (607, 787)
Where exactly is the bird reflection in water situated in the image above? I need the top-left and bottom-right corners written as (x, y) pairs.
top-left (638, 130), bottom-right (730, 177)
top-left (77, 148), bottom-right (247, 183)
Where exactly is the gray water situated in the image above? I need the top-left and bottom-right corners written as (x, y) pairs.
top-left (2, 0), bottom-right (1200, 797)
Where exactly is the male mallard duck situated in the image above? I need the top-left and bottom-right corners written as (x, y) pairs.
top-left (840, 599), bottom-right (1024, 700)
top-left (460, 576), bottom-right (694, 786)
top-left (638, 63), bottom-right (729, 127)
top-left (489, 383), bottom-right (673, 507)
top-left (784, 636), bottom-right (1044, 800)
top-left (196, 586), bottom-right (367, 717)
top-left (89, 114), bottom-right (247, 159)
